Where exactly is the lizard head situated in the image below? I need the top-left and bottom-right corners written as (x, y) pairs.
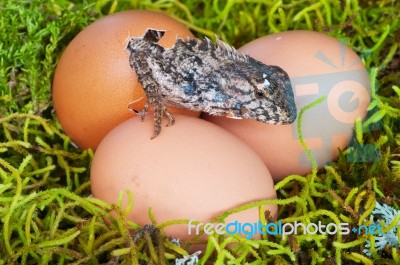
top-left (231, 60), bottom-right (297, 125)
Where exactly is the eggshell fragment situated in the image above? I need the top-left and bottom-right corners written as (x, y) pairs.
top-left (52, 10), bottom-right (199, 150)
top-left (204, 30), bottom-right (370, 181)
top-left (90, 115), bottom-right (277, 240)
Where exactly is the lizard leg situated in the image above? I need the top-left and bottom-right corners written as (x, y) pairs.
top-left (151, 103), bottom-right (163, 139)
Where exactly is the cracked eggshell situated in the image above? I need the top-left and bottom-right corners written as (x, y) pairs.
top-left (204, 30), bottom-right (370, 181)
top-left (90, 115), bottom-right (277, 240)
top-left (52, 10), bottom-right (199, 150)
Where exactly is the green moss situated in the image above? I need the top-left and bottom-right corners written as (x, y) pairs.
top-left (1, 0), bottom-right (400, 264)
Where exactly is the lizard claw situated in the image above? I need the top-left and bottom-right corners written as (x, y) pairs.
top-left (129, 101), bottom-right (149, 122)
top-left (164, 109), bottom-right (175, 127)
top-left (140, 102), bottom-right (149, 122)
top-left (151, 104), bottom-right (163, 139)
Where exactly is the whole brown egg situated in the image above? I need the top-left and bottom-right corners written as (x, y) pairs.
top-left (90, 115), bottom-right (278, 240)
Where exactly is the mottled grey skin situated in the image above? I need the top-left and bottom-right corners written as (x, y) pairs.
top-left (126, 29), bottom-right (296, 139)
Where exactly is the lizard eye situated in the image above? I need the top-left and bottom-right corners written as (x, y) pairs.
top-left (255, 75), bottom-right (271, 99)
top-left (256, 90), bottom-right (265, 98)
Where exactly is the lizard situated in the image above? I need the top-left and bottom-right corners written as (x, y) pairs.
top-left (126, 29), bottom-right (297, 139)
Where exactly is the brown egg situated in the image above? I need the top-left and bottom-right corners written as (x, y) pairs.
top-left (204, 31), bottom-right (370, 181)
top-left (90, 115), bottom-right (277, 240)
top-left (52, 10), bottom-right (199, 150)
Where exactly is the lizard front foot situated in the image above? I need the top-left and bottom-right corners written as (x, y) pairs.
top-left (151, 103), bottom-right (175, 139)
top-left (129, 101), bottom-right (149, 122)
top-left (130, 100), bottom-right (175, 139)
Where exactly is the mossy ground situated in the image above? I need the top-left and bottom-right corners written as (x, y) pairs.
top-left (1, 0), bottom-right (400, 264)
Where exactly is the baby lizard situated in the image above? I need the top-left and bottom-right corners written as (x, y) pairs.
top-left (126, 29), bottom-right (297, 139)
